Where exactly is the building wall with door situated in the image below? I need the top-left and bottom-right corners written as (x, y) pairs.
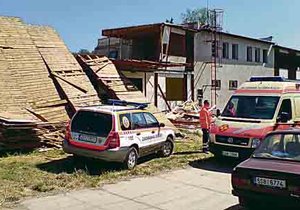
top-left (194, 31), bottom-right (275, 109)
top-left (122, 70), bottom-right (190, 111)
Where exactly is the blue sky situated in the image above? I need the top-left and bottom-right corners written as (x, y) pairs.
top-left (0, 0), bottom-right (299, 52)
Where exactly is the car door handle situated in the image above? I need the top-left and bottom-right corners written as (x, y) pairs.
top-left (136, 133), bottom-right (141, 136)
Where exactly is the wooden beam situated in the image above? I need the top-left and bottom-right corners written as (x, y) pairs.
top-left (191, 74), bottom-right (195, 101)
top-left (154, 73), bottom-right (158, 106)
top-left (51, 72), bottom-right (88, 93)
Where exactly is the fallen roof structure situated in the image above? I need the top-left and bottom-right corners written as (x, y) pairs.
top-left (76, 54), bottom-right (175, 128)
top-left (0, 16), bottom-right (99, 150)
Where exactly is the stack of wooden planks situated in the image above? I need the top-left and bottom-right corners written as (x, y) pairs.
top-left (0, 16), bottom-right (99, 150)
top-left (0, 119), bottom-right (65, 150)
top-left (76, 54), bottom-right (176, 129)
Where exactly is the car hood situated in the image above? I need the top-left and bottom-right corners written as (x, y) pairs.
top-left (237, 158), bottom-right (300, 175)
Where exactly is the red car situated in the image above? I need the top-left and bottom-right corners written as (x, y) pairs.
top-left (232, 129), bottom-right (300, 209)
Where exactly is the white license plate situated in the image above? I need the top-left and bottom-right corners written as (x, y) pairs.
top-left (79, 134), bottom-right (97, 143)
top-left (254, 177), bottom-right (286, 189)
top-left (222, 151), bottom-right (239, 158)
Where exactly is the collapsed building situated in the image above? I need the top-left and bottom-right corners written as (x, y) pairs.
top-left (0, 16), bottom-right (174, 150)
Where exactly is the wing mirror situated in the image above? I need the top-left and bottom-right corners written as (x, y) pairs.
top-left (277, 112), bottom-right (289, 123)
top-left (216, 109), bottom-right (221, 117)
top-left (159, 123), bottom-right (165, 127)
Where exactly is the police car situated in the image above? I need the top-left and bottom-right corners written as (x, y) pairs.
top-left (63, 100), bottom-right (175, 169)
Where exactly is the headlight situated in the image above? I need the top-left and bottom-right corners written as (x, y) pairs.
top-left (251, 138), bottom-right (261, 148)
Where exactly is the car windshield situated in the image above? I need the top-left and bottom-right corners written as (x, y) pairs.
top-left (221, 96), bottom-right (279, 119)
top-left (253, 133), bottom-right (300, 162)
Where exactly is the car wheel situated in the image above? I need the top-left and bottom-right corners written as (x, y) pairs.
top-left (123, 147), bottom-right (138, 170)
top-left (239, 196), bottom-right (255, 209)
top-left (158, 138), bottom-right (174, 157)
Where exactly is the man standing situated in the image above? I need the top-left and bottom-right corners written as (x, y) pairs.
top-left (199, 100), bottom-right (212, 153)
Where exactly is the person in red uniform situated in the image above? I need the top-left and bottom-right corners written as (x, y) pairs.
top-left (199, 100), bottom-right (212, 153)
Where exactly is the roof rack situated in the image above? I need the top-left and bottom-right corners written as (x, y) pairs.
top-left (249, 76), bottom-right (286, 82)
top-left (106, 99), bottom-right (149, 109)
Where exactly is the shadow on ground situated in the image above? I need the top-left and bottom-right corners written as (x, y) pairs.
top-left (36, 154), bottom-right (158, 176)
top-left (189, 157), bottom-right (241, 174)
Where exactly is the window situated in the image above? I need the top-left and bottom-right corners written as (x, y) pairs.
top-left (253, 133), bottom-right (300, 162)
top-left (232, 44), bottom-right (239, 60)
top-left (247, 46), bottom-right (252, 62)
top-left (143, 113), bottom-right (159, 127)
top-left (229, 80), bottom-right (238, 90)
top-left (119, 113), bottom-right (132, 130)
top-left (263, 49), bottom-right (268, 63)
top-left (71, 111), bottom-right (112, 137)
top-left (255, 48), bottom-right (261, 62)
top-left (278, 99), bottom-right (292, 121)
top-left (212, 80), bottom-right (221, 90)
top-left (166, 78), bottom-right (184, 101)
top-left (222, 42), bottom-right (229, 59)
top-left (212, 41), bottom-right (219, 57)
top-left (108, 51), bottom-right (118, 59)
top-left (129, 78), bottom-right (143, 92)
top-left (222, 96), bottom-right (280, 119)
top-left (169, 33), bottom-right (186, 56)
top-left (132, 113), bottom-right (147, 129)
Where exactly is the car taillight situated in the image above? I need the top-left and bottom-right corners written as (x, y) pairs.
top-left (65, 120), bottom-right (71, 141)
top-left (107, 131), bottom-right (120, 149)
top-left (232, 176), bottom-right (249, 187)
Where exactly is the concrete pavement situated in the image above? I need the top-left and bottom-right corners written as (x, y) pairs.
top-left (16, 161), bottom-right (240, 210)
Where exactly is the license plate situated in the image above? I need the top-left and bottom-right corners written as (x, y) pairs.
top-left (254, 177), bottom-right (286, 189)
top-left (222, 151), bottom-right (239, 158)
top-left (79, 134), bottom-right (97, 143)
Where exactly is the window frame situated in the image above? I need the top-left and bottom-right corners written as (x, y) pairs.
top-left (247, 46), bottom-right (253, 62)
top-left (255, 47), bottom-right (261, 63)
top-left (229, 80), bottom-right (238, 90)
top-left (263, 49), bottom-right (268, 64)
top-left (131, 112), bottom-right (147, 129)
top-left (143, 112), bottom-right (159, 128)
top-left (232, 44), bottom-right (239, 60)
top-left (222, 42), bottom-right (229, 59)
top-left (212, 79), bottom-right (221, 90)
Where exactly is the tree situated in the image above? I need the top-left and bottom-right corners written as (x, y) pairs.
top-left (181, 8), bottom-right (208, 24)
top-left (78, 49), bottom-right (90, 54)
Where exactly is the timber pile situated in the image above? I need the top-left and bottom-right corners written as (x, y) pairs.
top-left (76, 54), bottom-right (176, 128)
top-left (0, 16), bottom-right (99, 150)
top-left (0, 120), bottom-right (65, 150)
top-left (28, 26), bottom-right (100, 109)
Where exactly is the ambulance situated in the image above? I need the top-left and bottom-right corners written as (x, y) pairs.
top-left (210, 76), bottom-right (300, 159)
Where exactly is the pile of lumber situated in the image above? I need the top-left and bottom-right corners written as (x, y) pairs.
top-left (0, 120), bottom-right (65, 150)
top-left (0, 16), bottom-right (99, 150)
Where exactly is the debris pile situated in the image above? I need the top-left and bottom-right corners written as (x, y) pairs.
top-left (0, 16), bottom-right (99, 150)
top-left (166, 100), bottom-right (200, 129)
top-left (0, 120), bottom-right (65, 150)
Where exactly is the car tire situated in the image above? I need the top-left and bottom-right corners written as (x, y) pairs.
top-left (123, 147), bottom-right (138, 170)
top-left (158, 138), bottom-right (174, 157)
top-left (239, 196), bottom-right (255, 209)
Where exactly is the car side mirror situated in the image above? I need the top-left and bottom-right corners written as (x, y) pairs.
top-left (216, 109), bottom-right (221, 117)
top-left (159, 123), bottom-right (165, 127)
top-left (277, 112), bottom-right (289, 123)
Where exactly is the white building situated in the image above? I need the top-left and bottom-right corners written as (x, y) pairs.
top-left (95, 23), bottom-right (300, 110)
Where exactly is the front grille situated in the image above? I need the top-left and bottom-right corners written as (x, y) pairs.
top-left (216, 135), bottom-right (249, 146)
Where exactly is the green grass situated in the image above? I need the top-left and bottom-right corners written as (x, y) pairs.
top-left (0, 131), bottom-right (211, 207)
